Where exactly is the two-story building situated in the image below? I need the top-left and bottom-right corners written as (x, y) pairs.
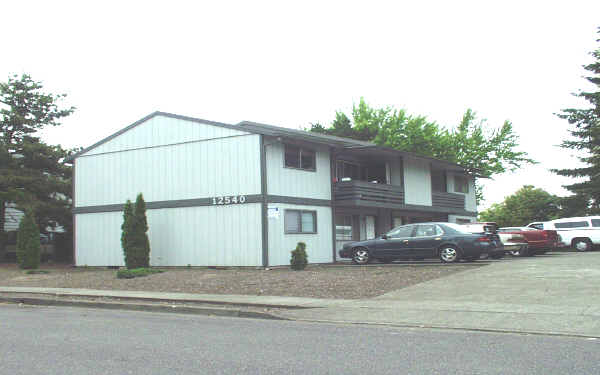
top-left (68, 112), bottom-right (477, 267)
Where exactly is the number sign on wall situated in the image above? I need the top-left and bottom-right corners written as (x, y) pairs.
top-left (212, 195), bottom-right (247, 205)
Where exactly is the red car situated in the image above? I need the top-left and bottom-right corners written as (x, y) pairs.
top-left (498, 227), bottom-right (561, 255)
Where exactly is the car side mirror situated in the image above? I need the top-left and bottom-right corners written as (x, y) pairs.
top-left (381, 234), bottom-right (388, 240)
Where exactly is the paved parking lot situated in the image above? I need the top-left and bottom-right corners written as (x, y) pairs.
top-left (278, 251), bottom-right (600, 337)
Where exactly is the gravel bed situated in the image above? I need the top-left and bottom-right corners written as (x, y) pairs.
top-left (0, 263), bottom-right (481, 299)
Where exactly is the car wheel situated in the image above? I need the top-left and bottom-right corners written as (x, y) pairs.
top-left (573, 239), bottom-right (592, 252)
top-left (352, 247), bottom-right (371, 265)
top-left (439, 246), bottom-right (460, 263)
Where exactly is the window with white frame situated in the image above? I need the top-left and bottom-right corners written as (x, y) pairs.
top-left (454, 175), bottom-right (469, 193)
top-left (284, 210), bottom-right (317, 234)
top-left (284, 145), bottom-right (316, 171)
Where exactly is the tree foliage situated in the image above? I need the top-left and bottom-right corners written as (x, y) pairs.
top-left (310, 98), bottom-right (534, 202)
top-left (0, 74), bottom-right (75, 254)
top-left (16, 210), bottom-right (41, 269)
top-left (552, 27), bottom-right (600, 213)
top-left (478, 185), bottom-right (561, 227)
top-left (121, 194), bottom-right (151, 269)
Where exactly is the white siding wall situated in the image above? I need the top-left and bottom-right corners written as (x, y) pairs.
top-left (267, 203), bottom-right (333, 266)
top-left (81, 115), bottom-right (248, 156)
top-left (75, 203), bottom-right (262, 267)
top-left (403, 156), bottom-right (432, 206)
top-left (388, 157), bottom-right (403, 186)
top-left (265, 141), bottom-right (331, 200)
top-left (448, 214), bottom-right (477, 223)
top-left (75, 134), bottom-right (261, 206)
top-left (446, 172), bottom-right (477, 213)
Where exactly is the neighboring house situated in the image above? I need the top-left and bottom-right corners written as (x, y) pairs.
top-left (67, 112), bottom-right (478, 267)
top-left (3, 203), bottom-right (25, 232)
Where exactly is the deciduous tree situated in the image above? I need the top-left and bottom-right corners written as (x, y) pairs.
top-left (311, 98), bottom-right (534, 202)
top-left (478, 185), bottom-right (560, 227)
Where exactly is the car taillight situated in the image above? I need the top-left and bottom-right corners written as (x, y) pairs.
top-left (477, 236), bottom-right (489, 242)
top-left (542, 231), bottom-right (548, 239)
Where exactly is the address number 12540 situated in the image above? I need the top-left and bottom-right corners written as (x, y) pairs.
top-left (212, 195), bottom-right (247, 205)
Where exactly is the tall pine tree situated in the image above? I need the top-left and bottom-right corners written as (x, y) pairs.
top-left (553, 27), bottom-right (600, 213)
top-left (0, 74), bottom-right (75, 254)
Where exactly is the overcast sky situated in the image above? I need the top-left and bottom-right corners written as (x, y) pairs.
top-left (2, 0), bottom-right (599, 209)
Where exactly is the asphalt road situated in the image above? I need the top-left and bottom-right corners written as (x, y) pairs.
top-left (1, 304), bottom-right (599, 375)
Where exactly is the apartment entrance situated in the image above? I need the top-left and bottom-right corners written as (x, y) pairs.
top-left (335, 212), bottom-right (378, 251)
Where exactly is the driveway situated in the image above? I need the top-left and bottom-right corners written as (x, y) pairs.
top-left (277, 252), bottom-right (600, 337)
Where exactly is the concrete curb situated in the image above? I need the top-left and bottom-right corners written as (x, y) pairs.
top-left (0, 288), bottom-right (327, 309)
top-left (0, 296), bottom-right (287, 320)
top-left (282, 317), bottom-right (600, 339)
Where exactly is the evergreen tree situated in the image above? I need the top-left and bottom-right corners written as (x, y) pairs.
top-left (16, 210), bottom-right (41, 269)
top-left (121, 200), bottom-right (135, 268)
top-left (0, 74), bottom-right (75, 254)
top-left (132, 193), bottom-right (150, 268)
top-left (553, 27), bottom-right (600, 213)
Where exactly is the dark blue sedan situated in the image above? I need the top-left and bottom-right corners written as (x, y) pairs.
top-left (338, 222), bottom-right (503, 264)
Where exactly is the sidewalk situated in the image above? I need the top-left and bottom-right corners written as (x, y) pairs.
top-left (2, 252), bottom-right (600, 337)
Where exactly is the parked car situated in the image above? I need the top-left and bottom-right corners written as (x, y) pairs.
top-left (459, 222), bottom-right (506, 259)
top-left (338, 222), bottom-right (502, 264)
top-left (527, 216), bottom-right (600, 251)
top-left (498, 227), bottom-right (561, 255)
top-left (496, 231), bottom-right (530, 257)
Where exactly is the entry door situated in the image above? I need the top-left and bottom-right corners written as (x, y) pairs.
top-left (365, 216), bottom-right (376, 240)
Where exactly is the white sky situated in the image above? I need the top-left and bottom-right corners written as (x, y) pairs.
top-left (2, 0), bottom-right (599, 209)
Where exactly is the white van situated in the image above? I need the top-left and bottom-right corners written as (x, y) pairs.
top-left (527, 216), bottom-right (600, 251)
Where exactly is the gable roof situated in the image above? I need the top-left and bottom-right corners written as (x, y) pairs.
top-left (65, 111), bottom-right (244, 163)
top-left (66, 111), bottom-right (478, 175)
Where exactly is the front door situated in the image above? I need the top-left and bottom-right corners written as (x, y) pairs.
top-left (365, 216), bottom-right (376, 240)
top-left (373, 224), bottom-right (415, 258)
top-left (409, 224), bottom-right (444, 258)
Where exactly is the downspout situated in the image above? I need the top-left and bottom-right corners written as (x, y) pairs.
top-left (330, 147), bottom-right (337, 263)
top-left (260, 135), bottom-right (269, 268)
top-left (72, 159), bottom-right (77, 265)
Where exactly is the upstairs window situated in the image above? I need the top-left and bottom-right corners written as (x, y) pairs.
top-left (285, 145), bottom-right (315, 171)
top-left (454, 176), bottom-right (469, 193)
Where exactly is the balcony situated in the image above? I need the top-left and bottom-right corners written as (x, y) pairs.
top-left (334, 180), bottom-right (404, 208)
top-left (432, 192), bottom-right (465, 210)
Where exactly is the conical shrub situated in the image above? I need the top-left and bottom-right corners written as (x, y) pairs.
top-left (16, 210), bottom-right (41, 269)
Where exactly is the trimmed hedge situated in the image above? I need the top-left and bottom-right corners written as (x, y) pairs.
top-left (116, 267), bottom-right (163, 279)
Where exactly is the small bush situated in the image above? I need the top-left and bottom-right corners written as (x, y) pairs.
top-left (116, 267), bottom-right (163, 279)
top-left (290, 242), bottom-right (308, 271)
top-left (16, 210), bottom-right (41, 269)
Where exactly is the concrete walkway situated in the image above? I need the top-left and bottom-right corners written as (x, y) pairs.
top-left (2, 251), bottom-right (600, 337)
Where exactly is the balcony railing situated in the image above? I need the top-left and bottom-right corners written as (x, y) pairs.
top-left (334, 180), bottom-right (404, 207)
top-left (432, 192), bottom-right (465, 210)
